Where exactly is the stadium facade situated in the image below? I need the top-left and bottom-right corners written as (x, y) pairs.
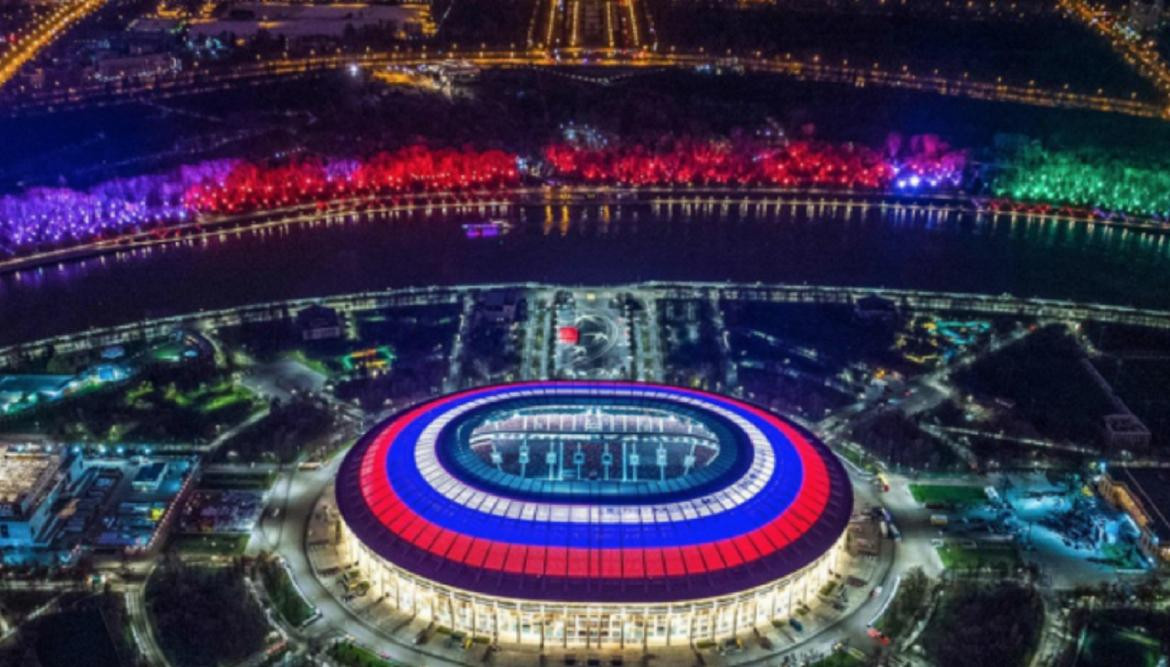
top-left (335, 382), bottom-right (853, 647)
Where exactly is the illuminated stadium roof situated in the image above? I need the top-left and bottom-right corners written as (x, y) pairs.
top-left (335, 382), bottom-right (853, 603)
top-left (448, 395), bottom-right (747, 502)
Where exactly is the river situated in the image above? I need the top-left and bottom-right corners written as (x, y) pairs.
top-left (2, 194), bottom-right (1168, 345)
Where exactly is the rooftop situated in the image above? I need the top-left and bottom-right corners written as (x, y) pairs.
top-left (0, 448), bottom-right (63, 509)
top-left (188, 2), bottom-right (432, 39)
top-left (1115, 466), bottom-right (1170, 541)
top-left (1104, 413), bottom-right (1151, 435)
top-left (0, 375), bottom-right (73, 399)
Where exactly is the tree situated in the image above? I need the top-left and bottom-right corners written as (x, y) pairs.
top-left (922, 583), bottom-right (1043, 667)
top-left (1135, 571), bottom-right (1162, 612)
top-left (145, 557), bottom-right (269, 666)
top-left (881, 567), bottom-right (931, 640)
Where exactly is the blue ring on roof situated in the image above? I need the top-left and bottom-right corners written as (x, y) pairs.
top-left (435, 394), bottom-right (752, 503)
top-left (382, 383), bottom-right (802, 548)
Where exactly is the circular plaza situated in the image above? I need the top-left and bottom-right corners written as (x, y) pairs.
top-left (333, 381), bottom-right (853, 648)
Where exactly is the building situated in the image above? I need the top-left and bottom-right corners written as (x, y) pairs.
top-left (336, 382), bottom-right (852, 647)
top-left (92, 53), bottom-right (181, 83)
top-left (1126, 0), bottom-right (1165, 33)
top-left (0, 375), bottom-right (73, 416)
top-left (1098, 465), bottom-right (1170, 563)
top-left (296, 304), bottom-right (343, 342)
top-left (853, 295), bottom-right (897, 322)
top-left (1082, 359), bottom-right (1151, 453)
top-left (186, 2), bottom-right (436, 46)
top-left (1101, 413), bottom-right (1152, 452)
top-left (846, 513), bottom-right (882, 557)
top-left (1, 365), bottom-right (130, 419)
top-left (0, 448), bottom-right (83, 548)
top-left (476, 290), bottom-right (526, 324)
top-left (131, 461), bottom-right (169, 493)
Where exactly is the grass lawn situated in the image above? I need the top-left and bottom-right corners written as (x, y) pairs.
top-left (165, 380), bottom-right (260, 414)
top-left (124, 382), bottom-right (154, 404)
top-left (1078, 622), bottom-right (1164, 667)
top-left (260, 560), bottom-right (315, 627)
top-left (33, 607), bottom-right (122, 667)
top-left (0, 590), bottom-right (60, 622)
top-left (836, 445), bottom-right (878, 473)
top-left (168, 534), bottom-right (249, 556)
top-left (329, 642), bottom-right (409, 667)
top-left (200, 386), bottom-right (258, 413)
top-left (909, 484), bottom-right (987, 506)
top-left (284, 349), bottom-right (332, 378)
top-left (810, 651), bottom-right (866, 667)
top-left (936, 543), bottom-right (1020, 572)
top-left (1100, 542), bottom-right (1148, 570)
top-left (198, 471), bottom-right (277, 491)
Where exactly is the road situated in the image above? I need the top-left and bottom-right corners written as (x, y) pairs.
top-left (7, 280), bottom-right (1170, 379)
top-left (0, 0), bottom-right (106, 88)
top-left (125, 575), bottom-right (173, 667)
top-left (6, 48), bottom-right (1164, 119)
top-left (817, 324), bottom-right (1034, 459)
top-left (1060, 0), bottom-right (1170, 98)
top-left (261, 454), bottom-right (475, 666)
top-left (241, 359), bottom-right (328, 403)
top-left (530, 0), bottom-right (644, 49)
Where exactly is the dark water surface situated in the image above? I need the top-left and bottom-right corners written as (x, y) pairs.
top-left (2, 201), bottom-right (1169, 345)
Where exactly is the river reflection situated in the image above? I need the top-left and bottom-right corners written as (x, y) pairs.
top-left (2, 194), bottom-right (1169, 345)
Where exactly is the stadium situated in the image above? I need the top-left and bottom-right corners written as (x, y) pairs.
top-left (334, 381), bottom-right (853, 648)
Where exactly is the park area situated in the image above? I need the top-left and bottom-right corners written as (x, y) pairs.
top-left (1075, 622), bottom-right (1163, 667)
top-left (909, 484), bottom-right (987, 507)
top-left (644, 2), bottom-right (1156, 97)
top-left (936, 542), bottom-right (1021, 573)
top-left (954, 325), bottom-right (1115, 447)
top-left (215, 397), bottom-right (335, 464)
top-left (161, 378), bottom-right (257, 414)
top-left (146, 560), bottom-right (270, 667)
top-left (329, 642), bottom-right (410, 667)
top-left (921, 584), bottom-right (1043, 667)
top-left (0, 367), bottom-right (262, 443)
top-left (258, 556), bottom-right (317, 627)
top-left (874, 568), bottom-right (932, 641)
top-left (1065, 609), bottom-right (1170, 667)
top-left (811, 651), bottom-right (866, 667)
top-left (167, 533), bottom-right (250, 557)
top-left (0, 593), bottom-right (134, 667)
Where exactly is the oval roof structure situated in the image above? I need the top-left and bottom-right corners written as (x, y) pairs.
top-left (335, 382), bottom-right (853, 603)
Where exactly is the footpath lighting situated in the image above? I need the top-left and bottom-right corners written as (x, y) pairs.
top-left (1, 48), bottom-right (1163, 119)
top-left (5, 135), bottom-right (1170, 258)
